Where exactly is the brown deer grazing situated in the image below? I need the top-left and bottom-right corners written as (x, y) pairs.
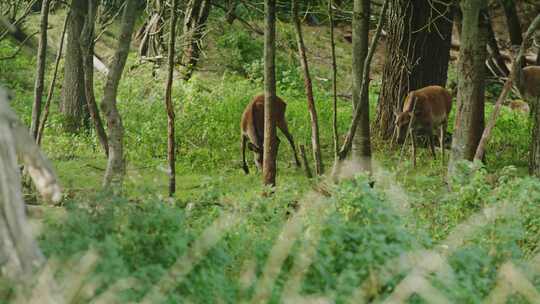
top-left (241, 94), bottom-right (301, 174)
top-left (393, 85), bottom-right (452, 166)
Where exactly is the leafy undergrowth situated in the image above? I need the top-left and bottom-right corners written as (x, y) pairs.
top-left (34, 172), bottom-right (540, 303)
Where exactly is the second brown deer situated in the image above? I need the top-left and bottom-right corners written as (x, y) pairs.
top-left (241, 94), bottom-right (301, 174)
top-left (393, 85), bottom-right (452, 166)
top-left (517, 66), bottom-right (540, 98)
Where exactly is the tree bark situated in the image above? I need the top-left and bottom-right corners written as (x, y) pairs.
top-left (329, 0), bottom-right (339, 160)
top-left (350, 0), bottom-right (371, 171)
top-left (61, 0), bottom-right (88, 133)
top-left (181, 0), bottom-right (211, 80)
top-left (263, 0), bottom-right (277, 187)
top-left (0, 87), bottom-right (61, 282)
top-left (291, 0), bottom-right (323, 175)
top-left (102, 0), bottom-right (141, 189)
top-left (498, 0), bottom-right (522, 46)
top-left (165, 0), bottom-right (178, 196)
top-left (530, 95), bottom-right (540, 176)
top-left (374, 0), bottom-right (453, 139)
top-left (80, 0), bottom-right (109, 156)
top-left (448, 0), bottom-right (488, 177)
top-left (37, 12), bottom-right (70, 146)
top-left (30, 0), bottom-right (49, 140)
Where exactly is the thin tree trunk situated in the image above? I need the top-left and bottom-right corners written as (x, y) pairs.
top-left (350, 0), bottom-right (371, 171)
top-left (336, 0), bottom-right (388, 162)
top-left (530, 95), bottom-right (540, 176)
top-left (498, 0), bottom-right (522, 46)
top-left (329, 0), bottom-right (339, 159)
top-left (37, 12), bottom-right (69, 146)
top-left (448, 0), bottom-right (488, 178)
top-left (30, 0), bottom-right (49, 140)
top-left (102, 0), bottom-right (141, 189)
top-left (263, 0), bottom-right (277, 187)
top-left (80, 0), bottom-right (109, 156)
top-left (473, 78), bottom-right (512, 161)
top-left (61, 0), bottom-right (88, 132)
top-left (181, 0), bottom-right (211, 80)
top-left (291, 0), bottom-right (323, 175)
top-left (374, 0), bottom-right (453, 139)
top-left (165, 0), bottom-right (178, 196)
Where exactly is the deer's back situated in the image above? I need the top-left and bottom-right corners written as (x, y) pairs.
top-left (241, 94), bottom-right (286, 124)
top-left (241, 94), bottom-right (287, 144)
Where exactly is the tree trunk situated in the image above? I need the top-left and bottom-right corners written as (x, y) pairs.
top-left (291, 0), bottom-right (323, 175)
top-left (80, 0), bottom-right (109, 156)
top-left (102, 0), bottom-right (140, 189)
top-left (374, 0), bottom-right (453, 139)
top-left (350, 0), bottom-right (371, 171)
top-left (263, 0), bottom-right (277, 187)
top-left (530, 96), bottom-right (540, 176)
top-left (0, 87), bottom-right (61, 283)
top-left (165, 0), bottom-right (178, 196)
top-left (329, 0), bottom-right (339, 159)
top-left (181, 0), bottom-right (211, 80)
top-left (498, 0), bottom-right (522, 46)
top-left (448, 0), bottom-right (488, 177)
top-left (30, 0), bottom-right (49, 140)
top-left (37, 12), bottom-right (70, 146)
top-left (61, 0), bottom-right (88, 133)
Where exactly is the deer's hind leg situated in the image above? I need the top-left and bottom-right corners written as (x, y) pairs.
top-left (241, 134), bottom-right (249, 174)
top-left (427, 129), bottom-right (436, 159)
